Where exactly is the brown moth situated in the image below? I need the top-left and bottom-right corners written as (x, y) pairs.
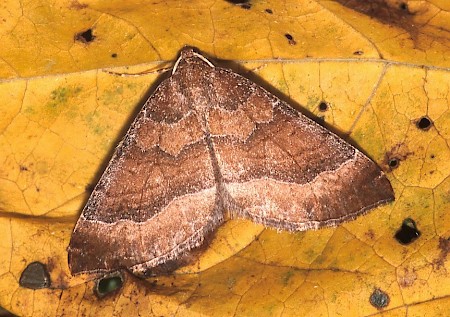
top-left (68, 48), bottom-right (394, 276)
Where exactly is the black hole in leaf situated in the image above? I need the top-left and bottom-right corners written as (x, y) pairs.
top-left (416, 116), bottom-right (432, 130)
top-left (430, 154), bottom-right (435, 159)
top-left (95, 273), bottom-right (123, 298)
top-left (388, 158), bottom-right (399, 169)
top-left (318, 101), bottom-right (329, 112)
top-left (111, 53), bottom-right (117, 58)
top-left (75, 28), bottom-right (95, 43)
top-left (399, 2), bottom-right (408, 10)
top-left (353, 50), bottom-right (364, 55)
top-left (369, 288), bottom-right (390, 309)
top-left (394, 218), bottom-right (421, 245)
top-left (265, 8), bottom-right (273, 14)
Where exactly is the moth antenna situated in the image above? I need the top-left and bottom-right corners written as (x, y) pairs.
top-left (172, 50), bottom-right (215, 74)
top-left (191, 51), bottom-right (215, 68)
top-left (172, 54), bottom-right (184, 74)
top-left (105, 65), bottom-right (170, 77)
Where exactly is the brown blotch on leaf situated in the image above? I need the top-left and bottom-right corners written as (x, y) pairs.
top-left (434, 237), bottom-right (450, 269)
top-left (111, 53), bottom-right (118, 58)
top-left (335, 0), bottom-right (418, 56)
top-left (47, 257), bottom-right (69, 290)
top-left (19, 165), bottom-right (28, 171)
top-left (69, 0), bottom-right (88, 10)
top-left (415, 116), bottom-right (433, 131)
top-left (19, 262), bottom-right (51, 289)
top-left (369, 288), bottom-right (390, 309)
top-left (265, 8), bottom-right (273, 14)
top-left (75, 28), bottom-right (95, 44)
top-left (394, 218), bottom-right (421, 245)
top-left (353, 50), bottom-right (364, 55)
top-left (398, 267), bottom-right (417, 288)
top-left (285, 33), bottom-right (297, 45)
top-left (383, 143), bottom-right (413, 171)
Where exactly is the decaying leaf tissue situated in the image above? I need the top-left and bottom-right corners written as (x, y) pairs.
top-left (68, 47), bottom-right (394, 275)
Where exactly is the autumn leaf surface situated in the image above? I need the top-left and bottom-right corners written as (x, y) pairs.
top-left (1, 0), bottom-right (450, 316)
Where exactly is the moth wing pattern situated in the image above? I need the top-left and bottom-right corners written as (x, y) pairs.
top-left (68, 58), bottom-right (224, 275)
top-left (68, 48), bottom-right (394, 275)
top-left (206, 66), bottom-right (394, 230)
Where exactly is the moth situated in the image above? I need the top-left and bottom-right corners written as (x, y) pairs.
top-left (68, 47), bottom-right (394, 276)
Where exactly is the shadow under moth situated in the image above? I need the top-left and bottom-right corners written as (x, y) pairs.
top-left (68, 47), bottom-right (394, 276)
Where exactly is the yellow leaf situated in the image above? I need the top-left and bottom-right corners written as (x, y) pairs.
top-left (1, 1), bottom-right (449, 316)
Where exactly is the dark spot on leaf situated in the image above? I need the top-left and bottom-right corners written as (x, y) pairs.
top-left (111, 53), bottom-right (118, 58)
top-left (95, 272), bottom-right (124, 298)
top-left (394, 218), bottom-right (421, 245)
top-left (399, 2), bottom-right (408, 11)
top-left (353, 50), bottom-right (364, 55)
top-left (388, 158), bottom-right (399, 169)
top-left (318, 101), bottom-right (329, 112)
top-left (20, 165), bottom-right (28, 171)
top-left (75, 28), bottom-right (95, 44)
top-left (285, 33), bottom-right (296, 45)
top-left (225, 0), bottom-right (251, 9)
top-left (416, 116), bottom-right (432, 131)
top-left (19, 262), bottom-right (51, 289)
top-left (365, 229), bottom-right (375, 240)
top-left (369, 288), bottom-right (390, 309)
top-left (265, 8), bottom-right (273, 14)
top-left (225, 0), bottom-right (248, 3)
